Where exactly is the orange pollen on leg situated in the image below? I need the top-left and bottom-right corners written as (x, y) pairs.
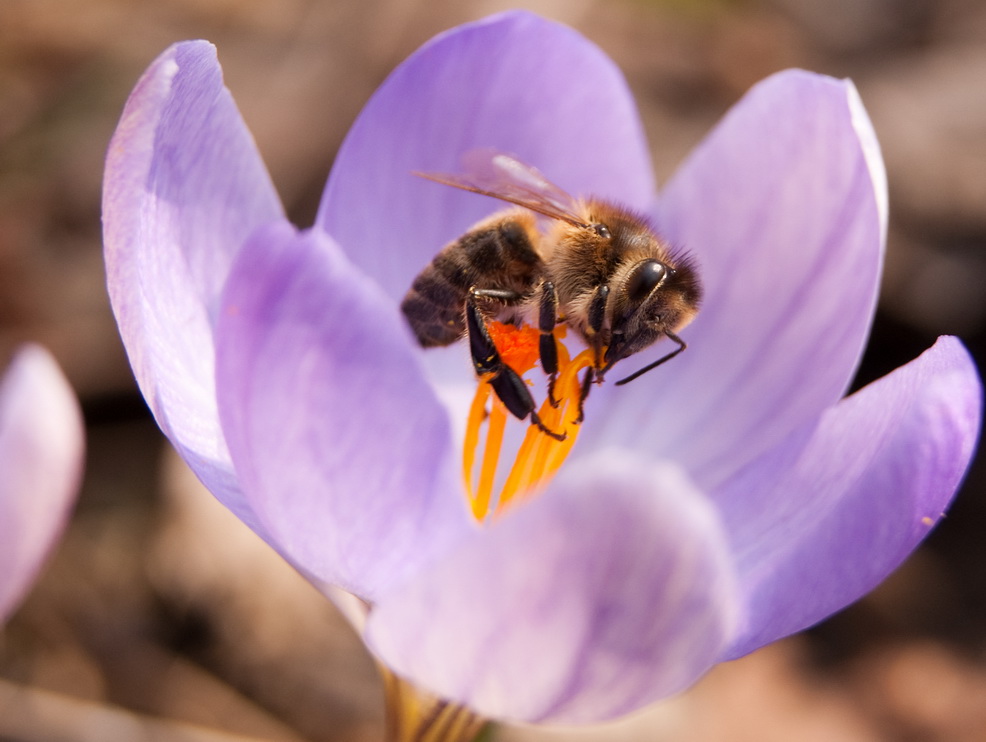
top-left (463, 321), bottom-right (594, 523)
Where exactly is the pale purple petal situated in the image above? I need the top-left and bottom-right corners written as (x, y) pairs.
top-left (318, 10), bottom-right (654, 310)
top-left (214, 222), bottom-right (473, 601)
top-left (717, 336), bottom-right (981, 659)
top-left (584, 71), bottom-right (886, 491)
top-left (367, 452), bottom-right (738, 724)
top-left (103, 41), bottom-right (284, 532)
top-left (0, 346), bottom-right (84, 622)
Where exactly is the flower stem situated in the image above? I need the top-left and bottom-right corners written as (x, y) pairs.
top-left (381, 666), bottom-right (488, 742)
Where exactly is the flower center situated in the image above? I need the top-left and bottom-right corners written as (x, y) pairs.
top-left (462, 321), bottom-right (594, 522)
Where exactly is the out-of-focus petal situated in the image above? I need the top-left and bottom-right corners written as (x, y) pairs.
top-left (0, 346), bottom-right (84, 622)
top-left (215, 221), bottom-right (473, 601)
top-left (585, 71), bottom-right (886, 491)
top-left (367, 451), bottom-right (738, 724)
top-left (103, 41), bottom-right (284, 532)
top-left (717, 336), bottom-right (981, 659)
top-left (318, 10), bottom-right (654, 312)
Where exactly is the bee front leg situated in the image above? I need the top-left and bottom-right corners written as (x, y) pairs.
top-left (568, 284), bottom-right (610, 423)
top-left (465, 295), bottom-right (565, 442)
top-left (586, 284), bottom-right (610, 369)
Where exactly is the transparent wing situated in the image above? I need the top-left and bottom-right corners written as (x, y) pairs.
top-left (414, 149), bottom-right (588, 227)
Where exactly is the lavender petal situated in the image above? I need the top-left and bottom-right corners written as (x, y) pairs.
top-left (0, 346), bottom-right (84, 622)
top-left (318, 10), bottom-right (655, 312)
top-left (367, 451), bottom-right (737, 723)
top-left (103, 41), bottom-right (284, 532)
top-left (585, 71), bottom-right (886, 493)
top-left (215, 221), bottom-right (473, 601)
top-left (717, 336), bottom-right (981, 658)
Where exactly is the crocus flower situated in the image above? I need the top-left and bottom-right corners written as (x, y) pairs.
top-left (103, 10), bottom-right (981, 731)
top-left (0, 345), bottom-right (84, 624)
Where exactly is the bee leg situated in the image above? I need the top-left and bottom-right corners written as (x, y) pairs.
top-left (470, 288), bottom-right (524, 303)
top-left (561, 284), bottom-right (610, 423)
top-left (586, 284), bottom-right (610, 369)
top-left (537, 281), bottom-right (560, 406)
top-left (465, 298), bottom-right (566, 442)
top-left (574, 366), bottom-right (594, 425)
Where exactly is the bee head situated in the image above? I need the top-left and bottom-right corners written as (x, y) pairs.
top-left (604, 255), bottom-right (702, 369)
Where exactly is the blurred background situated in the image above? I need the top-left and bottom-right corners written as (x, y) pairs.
top-left (2, 0), bottom-right (985, 739)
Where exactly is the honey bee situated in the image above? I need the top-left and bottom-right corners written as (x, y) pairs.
top-left (401, 151), bottom-right (702, 437)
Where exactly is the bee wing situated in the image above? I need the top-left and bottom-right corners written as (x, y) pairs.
top-left (414, 150), bottom-right (589, 227)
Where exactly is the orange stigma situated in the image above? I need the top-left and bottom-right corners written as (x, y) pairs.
top-left (463, 322), bottom-right (595, 522)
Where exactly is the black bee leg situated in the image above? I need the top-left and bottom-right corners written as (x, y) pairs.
top-left (465, 298), bottom-right (566, 441)
top-left (537, 281), bottom-right (560, 406)
top-left (574, 366), bottom-right (595, 425)
top-left (551, 284), bottom-right (610, 422)
top-left (586, 284), bottom-right (609, 369)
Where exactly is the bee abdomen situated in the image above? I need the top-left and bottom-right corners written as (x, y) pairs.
top-left (401, 212), bottom-right (542, 348)
top-left (402, 264), bottom-right (468, 347)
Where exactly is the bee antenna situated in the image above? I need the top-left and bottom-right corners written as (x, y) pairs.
top-left (613, 331), bottom-right (687, 386)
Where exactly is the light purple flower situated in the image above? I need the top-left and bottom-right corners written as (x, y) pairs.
top-left (0, 345), bottom-right (84, 623)
top-left (103, 11), bottom-right (981, 725)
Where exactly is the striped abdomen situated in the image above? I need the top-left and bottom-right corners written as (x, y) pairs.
top-left (401, 210), bottom-right (544, 347)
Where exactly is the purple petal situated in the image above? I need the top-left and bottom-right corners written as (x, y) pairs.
top-left (0, 346), bottom-right (84, 622)
top-left (717, 336), bottom-right (981, 659)
top-left (584, 71), bottom-right (886, 491)
top-left (214, 221), bottom-right (473, 601)
top-left (366, 452), bottom-right (738, 723)
top-left (103, 41), bottom-right (284, 532)
top-left (318, 11), bottom-right (654, 311)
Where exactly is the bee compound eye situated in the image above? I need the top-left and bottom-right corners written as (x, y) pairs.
top-left (591, 223), bottom-right (611, 239)
top-left (625, 259), bottom-right (667, 302)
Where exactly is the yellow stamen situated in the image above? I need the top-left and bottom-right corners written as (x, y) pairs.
top-left (545, 348), bottom-right (595, 474)
top-left (474, 396), bottom-right (508, 519)
top-left (496, 423), bottom-right (543, 514)
top-left (462, 380), bottom-right (490, 511)
top-left (463, 322), bottom-right (598, 522)
top-left (381, 663), bottom-right (487, 742)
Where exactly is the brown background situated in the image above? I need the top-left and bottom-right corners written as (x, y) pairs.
top-left (2, 0), bottom-right (986, 739)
